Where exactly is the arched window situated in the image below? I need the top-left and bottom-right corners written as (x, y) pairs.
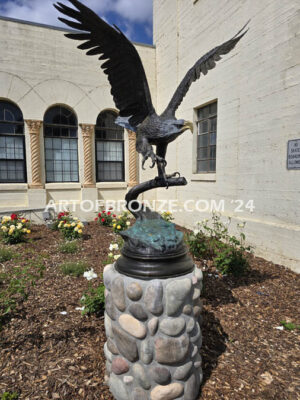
top-left (95, 110), bottom-right (124, 182)
top-left (0, 100), bottom-right (26, 183)
top-left (44, 106), bottom-right (78, 182)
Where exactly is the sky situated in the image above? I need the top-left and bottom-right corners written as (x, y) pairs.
top-left (0, 0), bottom-right (153, 44)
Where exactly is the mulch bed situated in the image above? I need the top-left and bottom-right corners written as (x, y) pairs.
top-left (0, 223), bottom-right (299, 400)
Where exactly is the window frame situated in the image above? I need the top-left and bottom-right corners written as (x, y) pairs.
top-left (0, 101), bottom-right (27, 184)
top-left (196, 101), bottom-right (217, 174)
top-left (43, 106), bottom-right (79, 183)
top-left (95, 111), bottom-right (125, 183)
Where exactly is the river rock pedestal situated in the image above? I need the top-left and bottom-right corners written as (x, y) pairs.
top-left (103, 263), bottom-right (203, 400)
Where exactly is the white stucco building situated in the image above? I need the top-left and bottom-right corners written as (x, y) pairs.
top-left (0, 0), bottom-right (299, 272)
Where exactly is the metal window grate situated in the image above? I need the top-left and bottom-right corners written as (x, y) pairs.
top-left (0, 101), bottom-right (26, 183)
top-left (95, 111), bottom-right (125, 182)
top-left (196, 101), bottom-right (217, 173)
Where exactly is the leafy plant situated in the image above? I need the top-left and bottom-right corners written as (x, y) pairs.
top-left (51, 211), bottom-right (70, 230)
top-left (0, 258), bottom-right (45, 327)
top-left (57, 213), bottom-right (84, 241)
top-left (1, 392), bottom-right (19, 400)
top-left (80, 284), bottom-right (105, 316)
top-left (59, 240), bottom-right (79, 254)
top-left (112, 211), bottom-right (131, 233)
top-left (280, 320), bottom-right (300, 331)
top-left (0, 214), bottom-right (31, 244)
top-left (95, 210), bottom-right (116, 226)
top-left (0, 247), bottom-right (14, 262)
top-left (60, 261), bottom-right (89, 277)
top-left (186, 213), bottom-right (252, 276)
top-left (161, 211), bottom-right (175, 222)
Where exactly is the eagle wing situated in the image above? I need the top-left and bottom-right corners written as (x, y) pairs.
top-left (162, 22), bottom-right (249, 118)
top-left (54, 0), bottom-right (155, 129)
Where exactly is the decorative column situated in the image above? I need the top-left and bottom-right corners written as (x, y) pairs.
top-left (25, 120), bottom-right (43, 189)
top-left (127, 130), bottom-right (138, 187)
top-left (103, 264), bottom-right (203, 400)
top-left (80, 124), bottom-right (95, 188)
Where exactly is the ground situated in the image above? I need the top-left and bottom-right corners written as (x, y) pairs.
top-left (0, 223), bottom-right (299, 400)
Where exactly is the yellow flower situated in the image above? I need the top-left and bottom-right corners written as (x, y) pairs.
top-left (21, 219), bottom-right (26, 223)
top-left (166, 211), bottom-right (171, 215)
top-left (10, 225), bottom-right (15, 230)
top-left (71, 222), bottom-right (76, 227)
top-left (22, 228), bottom-right (27, 233)
top-left (26, 229), bottom-right (31, 234)
top-left (118, 215), bottom-right (121, 219)
top-left (78, 229), bottom-right (82, 234)
top-left (117, 225), bottom-right (121, 230)
top-left (112, 219), bottom-right (116, 223)
top-left (17, 223), bottom-right (22, 230)
top-left (126, 221), bottom-right (131, 226)
top-left (113, 223), bottom-right (116, 228)
top-left (74, 227), bottom-right (78, 232)
top-left (8, 229), bottom-right (14, 235)
top-left (1, 226), bottom-right (8, 232)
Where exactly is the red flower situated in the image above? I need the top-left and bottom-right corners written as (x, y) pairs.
top-left (101, 218), bottom-right (105, 222)
top-left (98, 213), bottom-right (101, 217)
top-left (94, 217), bottom-right (98, 221)
top-left (11, 213), bottom-right (18, 220)
top-left (58, 212), bottom-right (65, 219)
top-left (107, 212), bottom-right (111, 216)
top-left (63, 220), bottom-right (67, 223)
top-left (113, 214), bottom-right (116, 218)
top-left (102, 211), bottom-right (106, 214)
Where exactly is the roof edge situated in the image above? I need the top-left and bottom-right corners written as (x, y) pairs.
top-left (0, 14), bottom-right (156, 49)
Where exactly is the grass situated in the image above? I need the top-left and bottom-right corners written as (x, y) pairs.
top-left (280, 320), bottom-right (300, 331)
top-left (59, 241), bottom-right (79, 254)
top-left (0, 248), bottom-right (14, 263)
top-left (60, 261), bottom-right (89, 277)
top-left (1, 393), bottom-right (19, 400)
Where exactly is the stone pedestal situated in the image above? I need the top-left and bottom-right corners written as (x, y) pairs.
top-left (103, 263), bottom-right (203, 400)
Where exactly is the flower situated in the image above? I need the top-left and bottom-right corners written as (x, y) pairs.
top-left (1, 226), bottom-right (8, 232)
top-left (114, 254), bottom-right (121, 260)
top-left (78, 229), bottom-right (82, 234)
top-left (11, 213), bottom-right (18, 220)
top-left (98, 212), bottom-right (101, 217)
top-left (109, 243), bottom-right (119, 251)
top-left (94, 217), bottom-right (98, 221)
top-left (101, 218), bottom-right (105, 222)
top-left (21, 219), bottom-right (26, 223)
top-left (83, 268), bottom-right (98, 280)
top-left (117, 225), bottom-right (121, 230)
top-left (193, 229), bottom-right (200, 235)
top-left (9, 225), bottom-right (15, 231)
top-left (71, 222), bottom-right (76, 227)
top-left (107, 211), bottom-right (111, 216)
top-left (113, 214), bottom-right (116, 218)
top-left (102, 211), bottom-right (106, 214)
top-left (126, 221), bottom-right (131, 226)
top-left (113, 223), bottom-right (116, 228)
top-left (8, 228), bottom-right (14, 235)
top-left (108, 252), bottom-right (113, 257)
top-left (17, 223), bottom-right (22, 230)
top-left (74, 227), bottom-right (78, 232)
top-left (26, 229), bottom-right (31, 234)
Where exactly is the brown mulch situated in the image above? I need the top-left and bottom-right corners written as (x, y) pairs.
top-left (0, 223), bottom-right (299, 400)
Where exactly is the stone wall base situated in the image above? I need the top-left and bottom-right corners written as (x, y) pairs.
top-left (103, 263), bottom-right (203, 400)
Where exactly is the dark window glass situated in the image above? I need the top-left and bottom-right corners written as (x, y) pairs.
top-left (95, 111), bottom-right (124, 182)
top-left (0, 101), bottom-right (26, 183)
top-left (44, 106), bottom-right (78, 182)
top-left (196, 101), bottom-right (217, 173)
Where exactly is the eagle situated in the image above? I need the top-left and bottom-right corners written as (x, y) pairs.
top-left (55, 0), bottom-right (248, 185)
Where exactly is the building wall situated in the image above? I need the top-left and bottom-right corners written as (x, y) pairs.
top-left (0, 17), bottom-right (157, 221)
top-left (149, 0), bottom-right (300, 272)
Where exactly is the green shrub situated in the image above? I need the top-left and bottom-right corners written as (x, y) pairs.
top-left (59, 241), bottom-right (79, 254)
top-left (0, 247), bottom-right (14, 262)
top-left (1, 392), bottom-right (19, 400)
top-left (0, 258), bottom-right (45, 327)
top-left (60, 261), bottom-right (88, 277)
top-left (0, 214), bottom-right (31, 244)
top-left (280, 320), bottom-right (300, 331)
top-left (95, 210), bottom-right (116, 226)
top-left (112, 211), bottom-right (131, 233)
top-left (186, 213), bottom-right (252, 276)
top-left (80, 284), bottom-right (105, 316)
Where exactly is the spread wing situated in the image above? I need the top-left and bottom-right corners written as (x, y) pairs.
top-left (162, 22), bottom-right (249, 118)
top-left (54, 0), bottom-right (155, 128)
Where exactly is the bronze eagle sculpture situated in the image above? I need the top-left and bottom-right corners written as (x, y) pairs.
top-left (55, 0), bottom-right (248, 190)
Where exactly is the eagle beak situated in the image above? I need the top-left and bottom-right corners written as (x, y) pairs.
top-left (183, 120), bottom-right (194, 133)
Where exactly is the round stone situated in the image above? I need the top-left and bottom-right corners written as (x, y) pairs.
top-left (190, 322), bottom-right (201, 344)
top-left (148, 317), bottom-right (159, 335)
top-left (126, 282), bottom-right (143, 301)
top-left (133, 387), bottom-right (148, 400)
top-left (112, 276), bottom-right (126, 311)
top-left (149, 366), bottom-right (171, 385)
top-left (123, 375), bottom-right (133, 384)
top-left (104, 342), bottom-right (113, 363)
top-left (144, 281), bottom-right (163, 315)
top-left (193, 306), bottom-right (201, 319)
top-left (184, 372), bottom-right (201, 400)
top-left (112, 325), bottom-right (139, 362)
top-left (159, 317), bottom-right (186, 336)
top-left (106, 360), bottom-right (112, 374)
top-left (186, 318), bottom-right (195, 333)
top-left (133, 363), bottom-right (151, 390)
top-left (155, 335), bottom-right (189, 365)
top-left (173, 361), bottom-right (193, 380)
top-left (105, 314), bottom-right (114, 338)
top-left (129, 303), bottom-right (148, 321)
top-left (110, 373), bottom-right (128, 400)
top-left (150, 383), bottom-right (184, 400)
top-left (141, 339), bottom-right (153, 364)
top-left (183, 305), bottom-right (192, 315)
top-left (107, 338), bottom-right (119, 355)
top-left (111, 357), bottom-right (130, 375)
top-left (105, 293), bottom-right (116, 320)
top-left (191, 344), bottom-right (198, 358)
top-left (103, 264), bottom-right (115, 289)
top-left (192, 287), bottom-right (201, 301)
top-left (194, 267), bottom-right (203, 282)
top-left (166, 278), bottom-right (192, 316)
top-left (119, 314), bottom-right (147, 339)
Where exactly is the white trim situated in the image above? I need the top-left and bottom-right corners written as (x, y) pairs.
top-left (0, 183), bottom-right (28, 191)
top-left (96, 182), bottom-right (128, 189)
top-left (45, 183), bottom-right (82, 190)
top-left (191, 173), bottom-right (216, 182)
